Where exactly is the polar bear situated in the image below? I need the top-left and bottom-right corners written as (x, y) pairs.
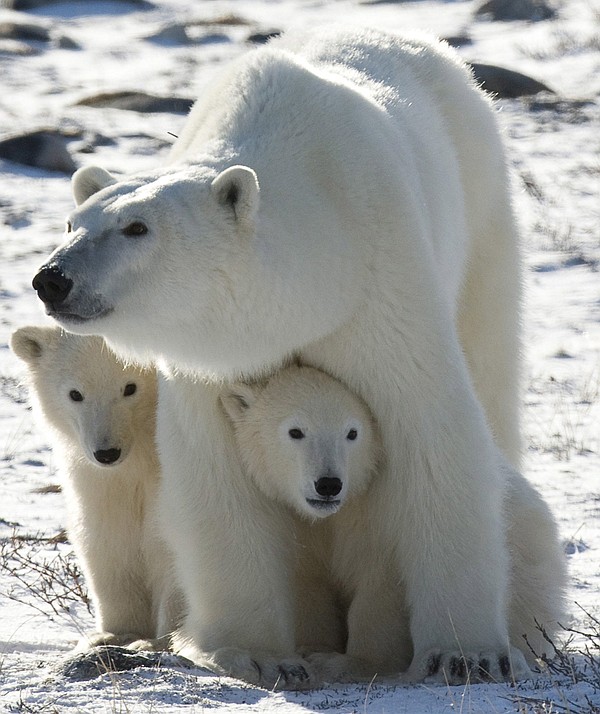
top-left (31, 26), bottom-right (566, 687)
top-left (11, 326), bottom-right (180, 651)
top-left (220, 364), bottom-right (379, 658)
top-left (221, 365), bottom-right (379, 521)
top-left (223, 366), bottom-right (567, 683)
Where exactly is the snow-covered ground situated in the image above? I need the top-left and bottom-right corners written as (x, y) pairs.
top-left (0, 0), bottom-right (598, 711)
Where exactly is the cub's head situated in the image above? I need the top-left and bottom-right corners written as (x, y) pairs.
top-left (221, 366), bottom-right (379, 520)
top-left (31, 163), bottom-right (261, 371)
top-left (11, 325), bottom-right (157, 469)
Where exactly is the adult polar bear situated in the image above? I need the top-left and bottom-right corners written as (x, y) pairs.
top-left (33, 28), bottom-right (564, 686)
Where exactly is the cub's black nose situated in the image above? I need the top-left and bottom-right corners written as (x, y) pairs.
top-left (32, 266), bottom-right (73, 306)
top-left (315, 476), bottom-right (342, 498)
top-left (94, 448), bottom-right (122, 465)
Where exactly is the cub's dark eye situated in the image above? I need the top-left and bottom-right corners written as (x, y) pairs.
top-left (347, 429), bottom-right (358, 441)
top-left (69, 389), bottom-right (83, 402)
top-left (123, 383), bottom-right (137, 397)
top-left (122, 221), bottom-right (148, 237)
top-left (66, 221), bottom-right (72, 233)
top-left (288, 428), bottom-right (305, 440)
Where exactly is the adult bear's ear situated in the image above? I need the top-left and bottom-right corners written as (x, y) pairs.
top-left (211, 165), bottom-right (260, 227)
top-left (220, 383), bottom-right (258, 424)
top-left (10, 325), bottom-right (59, 365)
top-left (72, 165), bottom-right (117, 206)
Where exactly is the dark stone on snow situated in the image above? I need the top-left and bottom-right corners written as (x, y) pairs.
top-left (2, 0), bottom-right (153, 9)
top-left (61, 646), bottom-right (196, 681)
top-left (144, 23), bottom-right (190, 45)
top-left (55, 33), bottom-right (79, 49)
top-left (0, 130), bottom-right (76, 173)
top-left (0, 18), bottom-right (51, 42)
top-left (74, 91), bottom-right (194, 114)
top-left (0, 16), bottom-right (79, 48)
top-left (248, 29), bottom-right (282, 44)
top-left (474, 0), bottom-right (557, 22)
top-left (443, 34), bottom-right (473, 48)
top-left (145, 23), bottom-right (231, 46)
top-left (524, 95), bottom-right (594, 113)
top-left (469, 62), bottom-right (554, 98)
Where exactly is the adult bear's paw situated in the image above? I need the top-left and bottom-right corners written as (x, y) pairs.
top-left (206, 647), bottom-right (317, 690)
top-left (403, 645), bottom-right (532, 685)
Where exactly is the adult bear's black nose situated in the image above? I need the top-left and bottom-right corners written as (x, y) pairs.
top-left (32, 266), bottom-right (73, 306)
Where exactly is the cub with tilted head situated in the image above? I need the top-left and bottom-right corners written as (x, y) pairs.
top-left (10, 326), bottom-right (181, 652)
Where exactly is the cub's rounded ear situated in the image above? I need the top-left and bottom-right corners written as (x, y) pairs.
top-left (72, 165), bottom-right (117, 206)
top-left (211, 165), bottom-right (260, 227)
top-left (220, 383), bottom-right (258, 424)
top-left (10, 326), bottom-right (60, 365)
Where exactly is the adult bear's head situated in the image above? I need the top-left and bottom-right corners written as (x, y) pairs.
top-left (33, 154), bottom-right (365, 378)
top-left (31, 163), bottom-right (283, 375)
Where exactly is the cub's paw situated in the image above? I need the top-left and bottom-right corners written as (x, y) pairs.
top-left (305, 651), bottom-right (374, 684)
top-left (403, 646), bottom-right (532, 685)
top-left (205, 647), bottom-right (317, 690)
top-left (127, 634), bottom-right (173, 652)
top-left (74, 631), bottom-right (147, 652)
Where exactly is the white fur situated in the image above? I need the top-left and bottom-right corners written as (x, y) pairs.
top-left (223, 367), bottom-right (567, 683)
top-left (10, 326), bottom-right (181, 650)
top-left (35, 27), bottom-right (566, 686)
top-left (221, 366), bottom-right (379, 521)
top-left (221, 366), bottom-right (379, 663)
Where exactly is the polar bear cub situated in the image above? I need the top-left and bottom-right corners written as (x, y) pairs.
top-left (11, 326), bottom-right (179, 650)
top-left (221, 365), bottom-right (380, 521)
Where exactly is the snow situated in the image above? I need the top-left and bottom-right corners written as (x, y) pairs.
top-left (1, 0), bottom-right (599, 711)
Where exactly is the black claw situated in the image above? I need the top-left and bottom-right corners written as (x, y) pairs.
top-left (478, 658), bottom-right (492, 680)
top-left (252, 659), bottom-right (262, 681)
top-left (449, 656), bottom-right (466, 680)
top-left (426, 652), bottom-right (441, 676)
top-left (499, 654), bottom-right (511, 678)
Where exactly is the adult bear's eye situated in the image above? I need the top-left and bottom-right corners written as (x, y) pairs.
top-left (66, 220), bottom-right (72, 233)
top-left (123, 383), bottom-right (137, 397)
top-left (347, 428), bottom-right (358, 441)
top-left (69, 389), bottom-right (84, 402)
top-left (288, 428), bottom-right (305, 440)
top-left (122, 221), bottom-right (148, 237)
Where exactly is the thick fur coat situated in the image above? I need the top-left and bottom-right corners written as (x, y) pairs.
top-left (32, 27), bottom-right (566, 688)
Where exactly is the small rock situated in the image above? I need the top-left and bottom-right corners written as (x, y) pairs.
top-left (54, 33), bottom-right (79, 49)
top-left (3, 0), bottom-right (153, 9)
top-left (469, 62), bottom-right (553, 98)
top-left (0, 18), bottom-right (51, 42)
top-left (144, 23), bottom-right (190, 46)
top-left (0, 130), bottom-right (76, 173)
top-left (247, 29), bottom-right (282, 44)
top-left (474, 0), bottom-right (557, 22)
top-left (443, 35), bottom-right (473, 48)
top-left (61, 646), bottom-right (195, 681)
top-left (74, 91), bottom-right (193, 114)
top-left (191, 14), bottom-right (250, 27)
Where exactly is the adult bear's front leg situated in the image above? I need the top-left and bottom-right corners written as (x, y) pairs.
top-left (156, 375), bottom-right (312, 687)
top-left (302, 297), bottom-right (530, 684)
